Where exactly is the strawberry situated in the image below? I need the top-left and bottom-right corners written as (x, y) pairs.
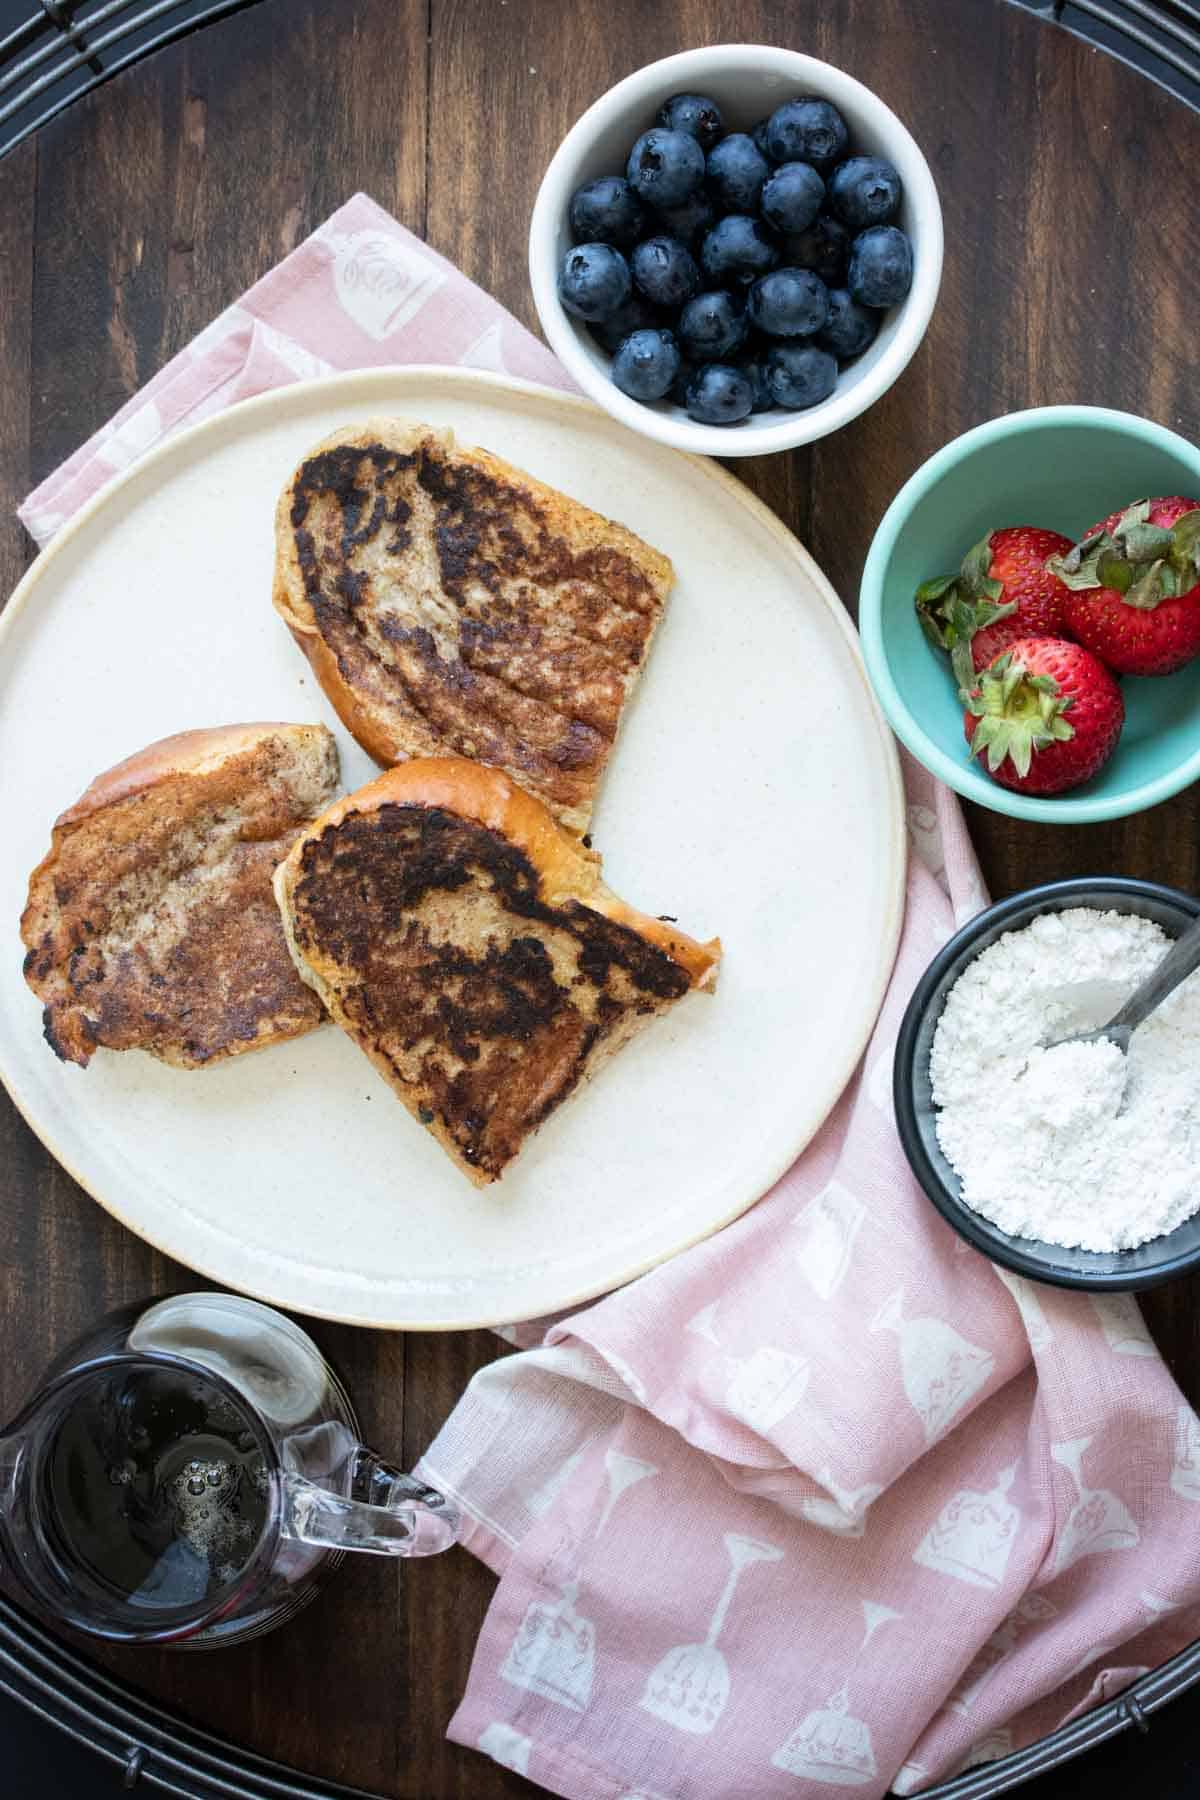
top-left (963, 637), bottom-right (1124, 796)
top-left (916, 525), bottom-right (1074, 690)
top-left (1049, 496), bottom-right (1200, 676)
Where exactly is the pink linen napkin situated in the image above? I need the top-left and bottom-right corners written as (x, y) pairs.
top-left (21, 194), bottom-right (1200, 1800)
top-left (18, 193), bottom-right (572, 547)
top-left (420, 765), bottom-right (1200, 1797)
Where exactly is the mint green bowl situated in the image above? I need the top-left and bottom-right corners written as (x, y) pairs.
top-left (860, 406), bottom-right (1200, 822)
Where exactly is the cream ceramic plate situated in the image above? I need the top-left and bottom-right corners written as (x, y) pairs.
top-left (0, 369), bottom-right (903, 1328)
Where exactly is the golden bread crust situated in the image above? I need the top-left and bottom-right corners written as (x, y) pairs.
top-left (22, 723), bottom-right (340, 1069)
top-left (271, 419), bottom-right (672, 834)
top-left (274, 756), bottom-right (720, 1184)
top-left (54, 723), bottom-right (326, 829)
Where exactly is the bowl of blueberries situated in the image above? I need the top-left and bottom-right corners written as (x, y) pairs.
top-left (529, 43), bottom-right (943, 456)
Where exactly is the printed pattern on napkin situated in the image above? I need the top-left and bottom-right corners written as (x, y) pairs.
top-left (23, 196), bottom-right (1200, 1800)
top-left (18, 192), bottom-right (574, 549)
top-left (420, 758), bottom-right (1200, 1800)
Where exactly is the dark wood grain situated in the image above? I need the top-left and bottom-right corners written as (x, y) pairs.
top-left (3, 2), bottom-right (1200, 1796)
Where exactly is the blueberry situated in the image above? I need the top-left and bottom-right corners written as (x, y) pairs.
top-left (760, 162), bottom-right (825, 235)
top-left (611, 328), bottom-right (682, 402)
top-left (568, 176), bottom-right (645, 248)
top-left (847, 225), bottom-right (913, 308)
top-left (747, 267), bottom-right (830, 339)
top-left (657, 92), bottom-right (724, 152)
top-left (751, 117), bottom-right (772, 159)
top-left (652, 189), bottom-right (716, 250)
top-left (685, 364), bottom-right (754, 426)
top-left (678, 290), bottom-right (747, 361)
top-left (735, 349), bottom-right (777, 413)
top-left (765, 343), bottom-right (838, 409)
top-left (699, 215), bottom-right (779, 285)
top-left (828, 156), bottom-right (902, 228)
top-left (626, 128), bottom-right (705, 208)
top-left (631, 235), bottom-right (699, 309)
top-left (558, 243), bottom-right (632, 321)
top-left (764, 97), bottom-right (849, 173)
top-left (706, 133), bottom-right (769, 213)
top-left (587, 292), bottom-right (663, 353)
top-left (817, 288), bottom-right (880, 361)
top-left (786, 211), bottom-right (850, 285)
top-left (668, 354), bottom-right (696, 406)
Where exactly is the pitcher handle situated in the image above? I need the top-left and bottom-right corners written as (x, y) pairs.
top-left (282, 1448), bottom-right (460, 1557)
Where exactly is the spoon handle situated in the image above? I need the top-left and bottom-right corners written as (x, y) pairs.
top-left (1104, 913), bottom-right (1200, 1040)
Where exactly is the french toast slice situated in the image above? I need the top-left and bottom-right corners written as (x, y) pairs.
top-left (274, 757), bottom-right (720, 1185)
top-left (22, 723), bottom-right (339, 1068)
top-left (271, 419), bottom-right (672, 836)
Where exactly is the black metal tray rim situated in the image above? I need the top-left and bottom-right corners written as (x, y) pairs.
top-left (3, 1586), bottom-right (1200, 1799)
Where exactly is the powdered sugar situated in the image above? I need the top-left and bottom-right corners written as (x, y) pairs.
top-left (931, 907), bottom-right (1200, 1251)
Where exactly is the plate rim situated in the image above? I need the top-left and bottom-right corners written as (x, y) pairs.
top-left (0, 365), bottom-right (906, 1329)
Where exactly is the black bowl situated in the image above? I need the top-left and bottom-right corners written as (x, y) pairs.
top-left (893, 876), bottom-right (1200, 1291)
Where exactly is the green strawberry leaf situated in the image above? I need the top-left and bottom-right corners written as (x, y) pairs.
top-left (1170, 508), bottom-right (1200, 582)
top-left (1115, 499), bottom-right (1152, 534)
top-left (1125, 559), bottom-right (1174, 609)
top-left (965, 653), bottom-right (1074, 780)
top-left (959, 533), bottom-right (1005, 604)
top-left (1115, 520), bottom-right (1174, 563)
top-left (1049, 550), bottom-right (1104, 591)
top-left (1096, 550), bottom-right (1132, 593)
top-left (1052, 529), bottom-right (1105, 578)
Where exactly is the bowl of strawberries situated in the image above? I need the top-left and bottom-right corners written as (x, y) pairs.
top-left (859, 405), bottom-right (1200, 820)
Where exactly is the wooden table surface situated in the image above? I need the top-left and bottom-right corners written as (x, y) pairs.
top-left (3, 1), bottom-right (1200, 1795)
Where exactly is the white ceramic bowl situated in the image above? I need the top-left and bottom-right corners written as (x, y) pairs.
top-left (529, 43), bottom-right (944, 458)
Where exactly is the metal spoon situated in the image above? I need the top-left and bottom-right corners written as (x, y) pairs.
top-left (1046, 913), bottom-right (1200, 1058)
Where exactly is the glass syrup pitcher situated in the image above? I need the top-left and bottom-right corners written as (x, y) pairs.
top-left (0, 1292), bottom-right (459, 1648)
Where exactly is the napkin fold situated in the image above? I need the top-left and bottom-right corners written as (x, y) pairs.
top-left (22, 194), bottom-right (1200, 1800)
top-left (421, 769), bottom-right (1200, 1796)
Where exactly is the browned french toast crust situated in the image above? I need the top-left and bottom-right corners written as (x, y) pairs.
top-left (21, 724), bottom-right (339, 1069)
top-left (288, 802), bottom-right (692, 1181)
top-left (274, 757), bottom-right (719, 1186)
top-left (274, 422), bottom-right (673, 834)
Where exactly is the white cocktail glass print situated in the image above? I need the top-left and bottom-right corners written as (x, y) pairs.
top-left (460, 321), bottom-right (511, 375)
top-left (328, 230), bottom-right (447, 340)
top-left (1171, 1405), bottom-right (1200, 1502)
top-left (1089, 1293), bottom-right (1156, 1357)
top-left (528, 1447), bottom-right (586, 1519)
top-left (686, 1302), bottom-right (722, 1346)
top-left (995, 1269), bottom-right (1054, 1350)
top-left (793, 1181), bottom-right (866, 1301)
top-left (685, 1307), bottom-right (810, 1436)
top-left (871, 1290), bottom-right (995, 1444)
top-left (947, 1593), bottom-right (1056, 1716)
top-left (771, 1603), bottom-right (900, 1786)
top-left (477, 1722), bottom-right (533, 1776)
top-left (501, 1581), bottom-right (596, 1712)
top-left (913, 1466), bottom-right (1022, 1589)
top-left (798, 1467), bottom-right (884, 1539)
top-left (725, 1345), bottom-right (811, 1435)
top-left (960, 1729), bottom-right (1013, 1772)
top-left (866, 1036), bottom-right (898, 1113)
top-left (1051, 1438), bottom-right (1140, 1574)
top-left (906, 801), bottom-right (945, 878)
top-left (603, 1349), bottom-right (648, 1404)
top-left (597, 1450), bottom-right (658, 1534)
top-left (640, 1532), bottom-right (784, 1735)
